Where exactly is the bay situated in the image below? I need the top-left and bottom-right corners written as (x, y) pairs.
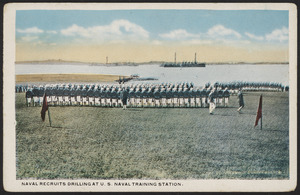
top-left (15, 63), bottom-right (289, 86)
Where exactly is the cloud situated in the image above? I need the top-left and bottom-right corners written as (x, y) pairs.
top-left (61, 24), bottom-right (87, 37)
top-left (184, 39), bottom-right (213, 45)
top-left (265, 27), bottom-right (289, 42)
top-left (159, 29), bottom-right (200, 40)
top-left (159, 25), bottom-right (244, 46)
top-left (21, 36), bottom-right (39, 42)
top-left (159, 25), bottom-right (242, 44)
top-left (17, 27), bottom-right (44, 34)
top-left (207, 25), bottom-right (242, 39)
top-left (61, 19), bottom-right (149, 41)
top-left (245, 32), bottom-right (264, 41)
top-left (46, 30), bottom-right (57, 34)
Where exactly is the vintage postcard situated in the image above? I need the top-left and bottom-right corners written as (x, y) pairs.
top-left (3, 3), bottom-right (297, 192)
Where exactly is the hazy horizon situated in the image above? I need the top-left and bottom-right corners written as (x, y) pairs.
top-left (15, 59), bottom-right (289, 64)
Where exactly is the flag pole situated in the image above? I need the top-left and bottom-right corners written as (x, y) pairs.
top-left (48, 107), bottom-right (52, 127)
top-left (260, 95), bottom-right (262, 130)
top-left (254, 94), bottom-right (263, 129)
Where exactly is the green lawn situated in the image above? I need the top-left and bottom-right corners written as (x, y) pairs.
top-left (15, 92), bottom-right (289, 179)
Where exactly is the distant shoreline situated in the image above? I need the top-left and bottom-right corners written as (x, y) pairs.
top-left (15, 60), bottom-right (289, 66)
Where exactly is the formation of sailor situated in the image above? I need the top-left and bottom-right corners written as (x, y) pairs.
top-left (214, 81), bottom-right (286, 94)
top-left (22, 82), bottom-right (221, 108)
top-left (20, 81), bottom-right (286, 110)
top-left (16, 84), bottom-right (29, 93)
top-left (18, 81), bottom-right (288, 96)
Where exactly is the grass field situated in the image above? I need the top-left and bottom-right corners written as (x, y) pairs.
top-left (15, 92), bottom-right (289, 179)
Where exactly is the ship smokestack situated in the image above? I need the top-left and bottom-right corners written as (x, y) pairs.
top-left (195, 53), bottom-right (197, 63)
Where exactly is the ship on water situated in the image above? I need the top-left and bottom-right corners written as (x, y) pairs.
top-left (161, 52), bottom-right (206, 67)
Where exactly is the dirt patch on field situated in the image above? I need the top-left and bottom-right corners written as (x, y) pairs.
top-left (16, 74), bottom-right (128, 83)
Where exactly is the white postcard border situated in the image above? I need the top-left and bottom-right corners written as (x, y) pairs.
top-left (3, 3), bottom-right (297, 192)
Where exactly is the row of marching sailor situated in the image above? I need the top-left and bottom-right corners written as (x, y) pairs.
top-left (18, 81), bottom-right (288, 95)
top-left (47, 84), bottom-right (125, 106)
top-left (123, 84), bottom-right (196, 107)
top-left (18, 82), bottom-right (195, 93)
top-left (242, 81), bottom-right (287, 91)
top-left (202, 87), bottom-right (230, 107)
top-left (25, 83), bottom-right (125, 107)
top-left (123, 86), bottom-right (230, 108)
top-left (24, 83), bottom-right (231, 108)
top-left (213, 81), bottom-right (288, 93)
top-left (16, 84), bottom-right (30, 93)
top-left (25, 86), bottom-right (45, 106)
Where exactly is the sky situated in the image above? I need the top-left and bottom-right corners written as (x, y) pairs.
top-left (15, 9), bottom-right (289, 63)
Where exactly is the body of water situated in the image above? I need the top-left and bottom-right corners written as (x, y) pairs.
top-left (15, 63), bottom-right (289, 87)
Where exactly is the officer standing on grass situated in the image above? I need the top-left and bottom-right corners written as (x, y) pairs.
top-left (208, 88), bottom-right (216, 115)
top-left (120, 88), bottom-right (128, 110)
top-left (237, 88), bottom-right (244, 113)
top-left (223, 87), bottom-right (230, 107)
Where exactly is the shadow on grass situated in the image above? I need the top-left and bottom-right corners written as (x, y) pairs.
top-left (213, 113), bottom-right (235, 116)
top-left (124, 108), bottom-right (144, 112)
top-left (47, 125), bottom-right (63, 128)
top-left (259, 129), bottom-right (288, 132)
top-left (215, 106), bottom-right (237, 109)
top-left (236, 111), bottom-right (256, 116)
